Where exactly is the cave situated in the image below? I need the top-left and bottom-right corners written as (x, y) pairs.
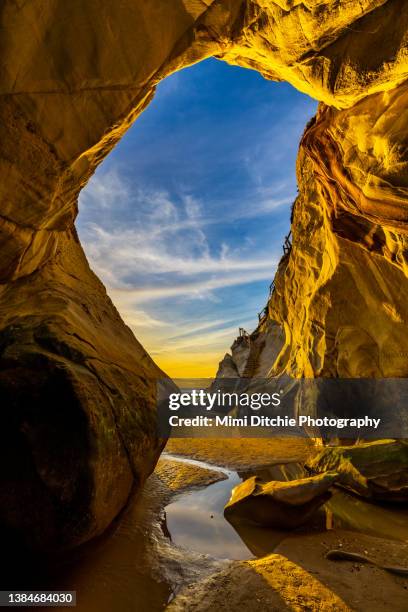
top-left (1, 0), bottom-right (408, 574)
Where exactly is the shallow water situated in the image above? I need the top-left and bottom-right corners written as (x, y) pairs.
top-left (164, 454), bottom-right (301, 560)
top-left (5, 451), bottom-right (407, 612)
top-left (165, 472), bottom-right (250, 559)
top-left (164, 454), bottom-right (408, 561)
top-left (328, 490), bottom-right (408, 542)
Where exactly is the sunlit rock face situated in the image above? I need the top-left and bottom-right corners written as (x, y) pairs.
top-left (269, 86), bottom-right (408, 380)
top-left (1, 0), bottom-right (408, 549)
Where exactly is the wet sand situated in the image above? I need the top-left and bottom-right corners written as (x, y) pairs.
top-left (16, 437), bottom-right (407, 611)
top-left (165, 437), bottom-right (315, 469)
top-left (164, 439), bottom-right (408, 611)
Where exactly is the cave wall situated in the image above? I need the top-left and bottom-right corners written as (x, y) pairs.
top-left (1, 0), bottom-right (408, 549)
top-left (269, 85), bottom-right (408, 380)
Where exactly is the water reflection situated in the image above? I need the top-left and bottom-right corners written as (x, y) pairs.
top-left (164, 459), bottom-right (408, 562)
top-left (164, 460), bottom-right (307, 560)
top-left (165, 472), bottom-right (253, 560)
top-left (4, 454), bottom-right (407, 612)
top-left (328, 490), bottom-right (408, 542)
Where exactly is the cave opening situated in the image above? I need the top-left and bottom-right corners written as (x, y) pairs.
top-left (2, 4), bottom-right (408, 608)
top-left (77, 58), bottom-right (317, 380)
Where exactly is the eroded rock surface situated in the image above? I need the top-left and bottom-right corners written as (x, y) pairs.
top-left (0, 232), bottom-right (172, 550)
top-left (269, 89), bottom-right (408, 381)
top-left (224, 471), bottom-right (337, 529)
top-left (1, 0), bottom-right (408, 549)
top-left (309, 440), bottom-right (408, 502)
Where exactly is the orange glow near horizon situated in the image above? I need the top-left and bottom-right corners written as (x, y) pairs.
top-left (153, 352), bottom-right (221, 379)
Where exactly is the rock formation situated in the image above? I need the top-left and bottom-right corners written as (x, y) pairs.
top-left (218, 78), bottom-right (408, 380)
top-left (224, 440), bottom-right (408, 535)
top-left (224, 471), bottom-right (337, 529)
top-left (1, 1), bottom-right (408, 549)
top-left (309, 440), bottom-right (408, 502)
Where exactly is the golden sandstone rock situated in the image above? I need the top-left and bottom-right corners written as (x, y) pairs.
top-left (308, 440), bottom-right (408, 502)
top-left (224, 471), bottom-right (337, 528)
top-left (1, 1), bottom-right (408, 549)
top-left (269, 91), bottom-right (408, 379)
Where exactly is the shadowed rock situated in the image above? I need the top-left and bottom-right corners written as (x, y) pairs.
top-left (0, 234), bottom-right (174, 551)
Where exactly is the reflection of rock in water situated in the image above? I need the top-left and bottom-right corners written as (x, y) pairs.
top-left (327, 490), bottom-right (408, 543)
top-left (224, 445), bottom-right (408, 554)
top-left (223, 515), bottom-right (289, 558)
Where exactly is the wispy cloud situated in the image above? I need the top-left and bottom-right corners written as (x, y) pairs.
top-left (76, 59), bottom-right (317, 377)
top-left (155, 321), bottom-right (254, 353)
top-left (79, 169), bottom-right (279, 297)
top-left (81, 168), bottom-right (130, 209)
top-left (78, 166), bottom-right (276, 375)
top-left (86, 223), bottom-right (276, 278)
top-left (109, 269), bottom-right (274, 303)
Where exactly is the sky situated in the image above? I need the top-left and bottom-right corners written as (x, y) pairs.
top-left (77, 58), bottom-right (317, 378)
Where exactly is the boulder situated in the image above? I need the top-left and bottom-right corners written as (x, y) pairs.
top-left (0, 234), bottom-right (173, 551)
top-left (224, 472), bottom-right (338, 529)
top-left (308, 440), bottom-right (408, 503)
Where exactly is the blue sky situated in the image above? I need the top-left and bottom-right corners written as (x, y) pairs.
top-left (78, 58), bottom-right (317, 377)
